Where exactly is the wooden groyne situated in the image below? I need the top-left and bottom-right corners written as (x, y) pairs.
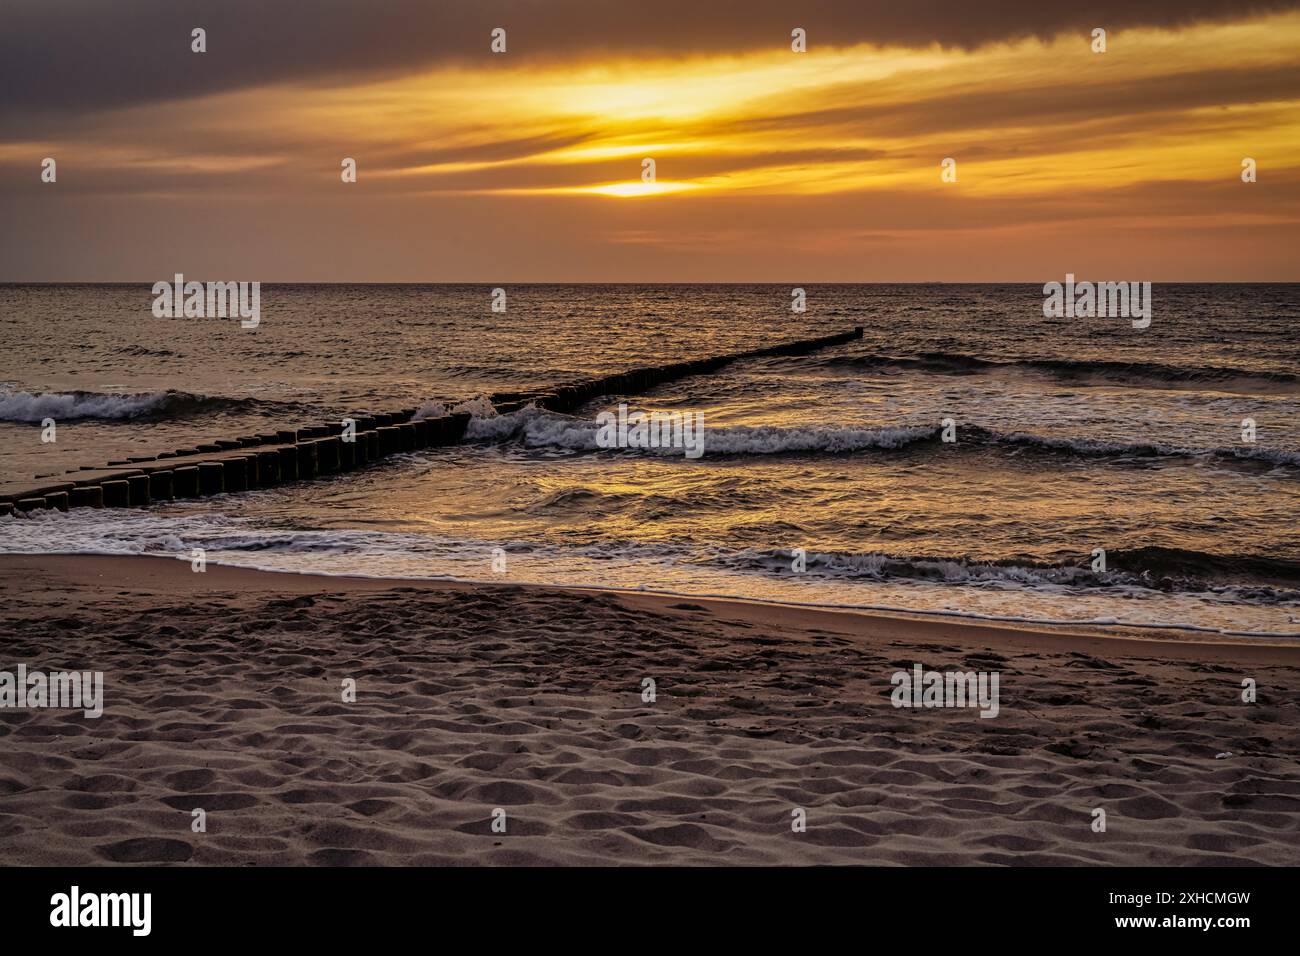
top-left (0, 411), bottom-right (472, 515)
top-left (0, 327), bottom-right (862, 515)
top-left (493, 326), bottom-right (863, 414)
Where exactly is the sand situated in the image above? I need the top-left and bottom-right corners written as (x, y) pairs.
top-left (0, 553), bottom-right (1297, 866)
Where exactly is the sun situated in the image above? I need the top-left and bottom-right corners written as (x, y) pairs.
top-left (581, 181), bottom-right (700, 198)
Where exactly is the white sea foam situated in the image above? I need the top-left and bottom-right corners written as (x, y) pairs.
top-left (0, 389), bottom-right (188, 422)
top-left (3, 508), bottom-right (1298, 637)
top-left (412, 395), bottom-right (499, 422)
top-left (457, 406), bottom-right (1300, 466)
top-left (464, 407), bottom-right (938, 455)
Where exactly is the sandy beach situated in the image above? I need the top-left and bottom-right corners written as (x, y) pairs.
top-left (0, 553), bottom-right (1296, 866)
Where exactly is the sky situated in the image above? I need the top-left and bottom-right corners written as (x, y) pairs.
top-left (2, 0), bottom-right (1299, 281)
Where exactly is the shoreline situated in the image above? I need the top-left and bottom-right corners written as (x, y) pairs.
top-left (3, 552), bottom-right (1298, 657)
top-left (2, 552), bottom-right (1297, 865)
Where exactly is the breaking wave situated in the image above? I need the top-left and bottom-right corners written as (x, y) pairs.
top-left (0, 389), bottom-right (271, 423)
top-left (459, 407), bottom-right (1300, 468)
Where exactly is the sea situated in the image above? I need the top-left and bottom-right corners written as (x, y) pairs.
top-left (2, 283), bottom-right (1298, 636)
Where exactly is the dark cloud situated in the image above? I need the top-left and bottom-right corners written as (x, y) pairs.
top-left (2, 0), bottom-right (1296, 118)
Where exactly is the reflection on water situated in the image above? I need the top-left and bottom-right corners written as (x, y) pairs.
top-left (3, 284), bottom-right (1298, 634)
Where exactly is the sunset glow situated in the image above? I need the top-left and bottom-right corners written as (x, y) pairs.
top-left (3, 4), bottom-right (1299, 279)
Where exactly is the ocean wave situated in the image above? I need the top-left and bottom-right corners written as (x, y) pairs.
top-left (3, 510), bottom-right (1297, 633)
top-left (459, 407), bottom-right (1300, 468)
top-left (463, 406), bottom-right (937, 454)
top-left (0, 389), bottom-right (260, 422)
top-left (980, 427), bottom-right (1300, 469)
top-left (819, 352), bottom-right (1299, 392)
top-left (716, 546), bottom-right (1300, 599)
